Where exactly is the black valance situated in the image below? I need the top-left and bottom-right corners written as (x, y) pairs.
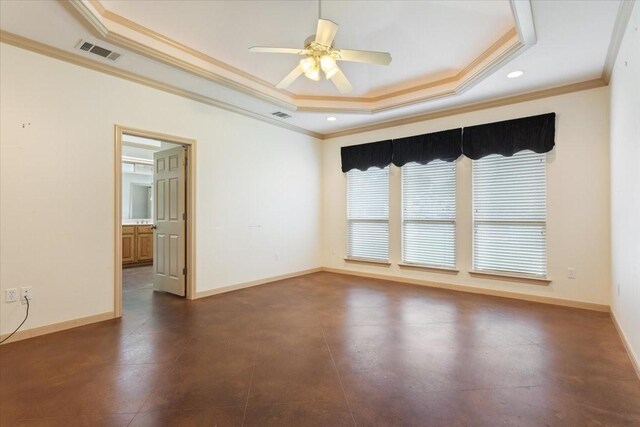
top-left (341, 140), bottom-right (392, 172)
top-left (392, 128), bottom-right (462, 166)
top-left (462, 113), bottom-right (556, 160)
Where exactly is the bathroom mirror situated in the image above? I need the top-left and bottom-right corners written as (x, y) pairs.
top-left (129, 183), bottom-right (153, 220)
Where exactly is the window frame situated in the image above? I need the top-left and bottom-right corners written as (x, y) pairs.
top-left (471, 150), bottom-right (548, 278)
top-left (345, 166), bottom-right (390, 263)
top-left (400, 160), bottom-right (457, 269)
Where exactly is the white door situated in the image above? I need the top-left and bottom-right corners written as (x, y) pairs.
top-left (153, 146), bottom-right (186, 296)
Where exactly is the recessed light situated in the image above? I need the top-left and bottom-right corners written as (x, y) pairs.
top-left (327, 117), bottom-right (337, 121)
top-left (507, 70), bottom-right (524, 79)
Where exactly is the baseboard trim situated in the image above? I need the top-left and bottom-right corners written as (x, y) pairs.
top-left (321, 267), bottom-right (609, 312)
top-left (0, 267), bottom-right (612, 345)
top-left (194, 267), bottom-right (323, 299)
top-left (0, 311), bottom-right (115, 345)
top-left (611, 310), bottom-right (640, 380)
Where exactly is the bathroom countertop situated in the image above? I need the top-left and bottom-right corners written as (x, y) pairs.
top-left (123, 220), bottom-right (153, 226)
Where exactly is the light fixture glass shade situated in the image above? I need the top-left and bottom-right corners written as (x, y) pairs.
top-left (320, 55), bottom-right (338, 79)
top-left (300, 57), bottom-right (320, 81)
top-left (305, 69), bottom-right (320, 81)
top-left (300, 57), bottom-right (316, 73)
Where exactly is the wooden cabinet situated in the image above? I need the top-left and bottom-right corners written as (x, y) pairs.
top-left (123, 225), bottom-right (153, 267)
top-left (136, 229), bottom-right (153, 262)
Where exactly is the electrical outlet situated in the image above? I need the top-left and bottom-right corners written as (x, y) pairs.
top-left (567, 268), bottom-right (576, 279)
top-left (5, 288), bottom-right (18, 303)
top-left (20, 287), bottom-right (33, 304)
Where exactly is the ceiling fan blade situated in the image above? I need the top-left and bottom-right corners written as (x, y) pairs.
top-left (315, 19), bottom-right (339, 46)
top-left (337, 49), bottom-right (392, 65)
top-left (276, 65), bottom-right (304, 89)
top-left (249, 47), bottom-right (306, 55)
top-left (330, 67), bottom-right (353, 94)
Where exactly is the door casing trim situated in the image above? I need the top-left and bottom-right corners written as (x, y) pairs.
top-left (114, 125), bottom-right (197, 318)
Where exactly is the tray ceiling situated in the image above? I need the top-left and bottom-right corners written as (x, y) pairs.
top-left (0, 0), bottom-right (626, 137)
top-left (100, 0), bottom-right (515, 98)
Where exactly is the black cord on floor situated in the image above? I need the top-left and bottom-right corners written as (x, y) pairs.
top-left (0, 297), bottom-right (30, 344)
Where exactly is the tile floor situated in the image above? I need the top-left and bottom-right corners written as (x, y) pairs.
top-left (1, 268), bottom-right (639, 426)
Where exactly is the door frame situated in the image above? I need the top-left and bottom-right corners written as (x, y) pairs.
top-left (114, 125), bottom-right (197, 318)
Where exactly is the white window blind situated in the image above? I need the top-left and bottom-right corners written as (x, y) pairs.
top-left (472, 150), bottom-right (547, 277)
top-left (347, 167), bottom-right (389, 261)
top-left (402, 161), bottom-right (456, 268)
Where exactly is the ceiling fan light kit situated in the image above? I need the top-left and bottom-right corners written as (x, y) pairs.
top-left (300, 56), bottom-right (320, 81)
top-left (320, 55), bottom-right (338, 79)
top-left (249, 11), bottom-right (392, 94)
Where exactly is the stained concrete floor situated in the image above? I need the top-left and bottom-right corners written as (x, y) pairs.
top-left (1, 268), bottom-right (639, 426)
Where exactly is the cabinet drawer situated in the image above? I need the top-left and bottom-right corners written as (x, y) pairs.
top-left (123, 226), bottom-right (136, 235)
top-left (137, 225), bottom-right (153, 234)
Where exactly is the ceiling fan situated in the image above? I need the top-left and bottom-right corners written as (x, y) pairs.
top-left (249, 15), bottom-right (392, 94)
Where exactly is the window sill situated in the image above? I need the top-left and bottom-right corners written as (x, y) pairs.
top-left (469, 270), bottom-right (551, 285)
top-left (398, 263), bottom-right (459, 274)
top-left (344, 257), bottom-right (391, 266)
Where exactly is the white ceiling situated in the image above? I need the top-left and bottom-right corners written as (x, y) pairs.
top-left (103, 0), bottom-right (514, 97)
top-left (0, 0), bottom-right (622, 137)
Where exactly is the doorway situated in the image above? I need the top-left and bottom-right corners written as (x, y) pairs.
top-left (114, 126), bottom-right (197, 318)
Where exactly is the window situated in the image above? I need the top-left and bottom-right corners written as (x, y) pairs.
top-left (472, 150), bottom-right (547, 277)
top-left (346, 167), bottom-right (389, 261)
top-left (402, 161), bottom-right (456, 268)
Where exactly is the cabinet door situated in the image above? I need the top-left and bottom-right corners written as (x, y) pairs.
top-left (137, 232), bottom-right (153, 262)
top-left (122, 234), bottom-right (136, 263)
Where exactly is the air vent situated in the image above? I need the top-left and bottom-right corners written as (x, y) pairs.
top-left (74, 39), bottom-right (122, 61)
top-left (271, 111), bottom-right (292, 119)
top-left (89, 45), bottom-right (111, 58)
top-left (79, 41), bottom-right (93, 51)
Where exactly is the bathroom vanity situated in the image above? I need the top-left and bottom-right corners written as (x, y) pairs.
top-left (122, 224), bottom-right (153, 267)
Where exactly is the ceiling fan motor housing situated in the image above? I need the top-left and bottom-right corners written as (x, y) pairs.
top-left (304, 35), bottom-right (318, 48)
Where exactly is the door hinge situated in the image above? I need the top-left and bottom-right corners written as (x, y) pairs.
top-left (183, 267), bottom-right (187, 276)
top-left (182, 212), bottom-right (187, 220)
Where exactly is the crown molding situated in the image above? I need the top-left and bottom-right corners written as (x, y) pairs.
top-left (602, 0), bottom-right (636, 83)
top-left (296, 28), bottom-right (527, 114)
top-left (0, 30), bottom-right (607, 141)
top-left (321, 78), bottom-right (607, 140)
top-left (63, 0), bottom-right (297, 111)
top-left (0, 31), bottom-right (322, 140)
top-left (63, 0), bottom-right (537, 114)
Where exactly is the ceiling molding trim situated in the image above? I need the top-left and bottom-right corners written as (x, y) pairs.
top-left (0, 30), bottom-right (608, 141)
top-left (602, 0), bottom-right (636, 83)
top-left (66, 0), bottom-right (298, 111)
top-left (293, 28), bottom-right (518, 104)
top-left (295, 12), bottom-right (534, 115)
top-left (65, 0), bottom-right (536, 114)
top-left (66, 0), bottom-right (108, 37)
top-left (321, 79), bottom-right (606, 140)
top-left (0, 31), bottom-right (322, 140)
top-left (85, 0), bottom-right (288, 98)
top-left (510, 0), bottom-right (537, 46)
top-left (296, 29), bottom-right (523, 114)
top-left (448, 0), bottom-right (536, 99)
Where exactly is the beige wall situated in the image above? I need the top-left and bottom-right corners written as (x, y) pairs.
top-left (610, 4), bottom-right (639, 368)
top-left (0, 43), bottom-right (322, 335)
top-left (323, 87), bottom-right (611, 306)
top-left (0, 36), bottom-right (625, 343)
